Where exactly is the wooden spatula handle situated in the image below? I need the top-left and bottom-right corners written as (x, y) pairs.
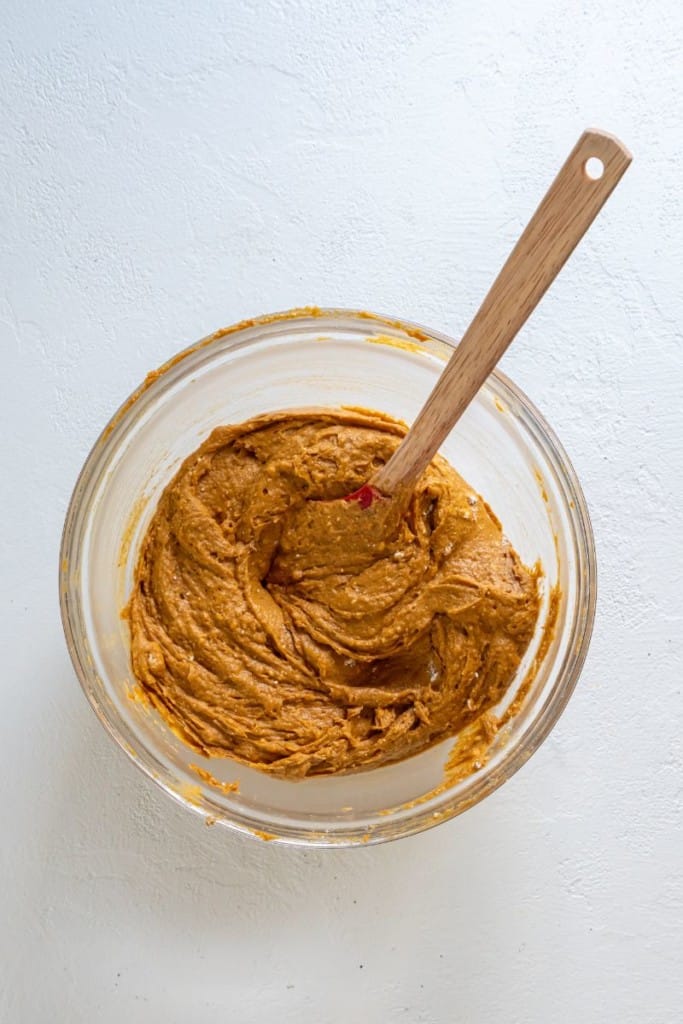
top-left (372, 129), bottom-right (632, 495)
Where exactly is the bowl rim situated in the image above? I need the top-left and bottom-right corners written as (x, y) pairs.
top-left (59, 306), bottom-right (597, 847)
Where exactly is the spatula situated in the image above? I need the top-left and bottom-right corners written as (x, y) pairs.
top-left (345, 129), bottom-right (631, 508)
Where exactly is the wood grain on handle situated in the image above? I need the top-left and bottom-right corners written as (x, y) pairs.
top-left (372, 129), bottom-right (632, 496)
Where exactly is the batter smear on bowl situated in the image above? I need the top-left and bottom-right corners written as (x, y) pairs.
top-left (128, 408), bottom-right (541, 777)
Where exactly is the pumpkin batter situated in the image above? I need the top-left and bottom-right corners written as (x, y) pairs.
top-left (128, 408), bottom-right (540, 777)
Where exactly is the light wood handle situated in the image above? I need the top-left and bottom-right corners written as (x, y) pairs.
top-left (372, 129), bottom-right (632, 495)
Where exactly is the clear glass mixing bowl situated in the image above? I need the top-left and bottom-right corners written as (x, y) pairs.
top-left (60, 308), bottom-right (596, 846)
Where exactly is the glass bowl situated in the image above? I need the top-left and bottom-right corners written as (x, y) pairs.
top-left (60, 308), bottom-right (596, 846)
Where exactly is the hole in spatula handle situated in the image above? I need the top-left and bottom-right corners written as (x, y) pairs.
top-left (584, 156), bottom-right (604, 180)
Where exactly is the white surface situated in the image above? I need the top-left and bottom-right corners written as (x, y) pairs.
top-left (1, 1), bottom-right (682, 1020)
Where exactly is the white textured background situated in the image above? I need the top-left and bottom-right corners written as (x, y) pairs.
top-left (1, 1), bottom-right (682, 1021)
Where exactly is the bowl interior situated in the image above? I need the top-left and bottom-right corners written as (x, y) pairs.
top-left (62, 311), bottom-right (593, 845)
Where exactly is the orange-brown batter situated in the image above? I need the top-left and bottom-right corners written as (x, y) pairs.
top-left (128, 408), bottom-right (540, 777)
